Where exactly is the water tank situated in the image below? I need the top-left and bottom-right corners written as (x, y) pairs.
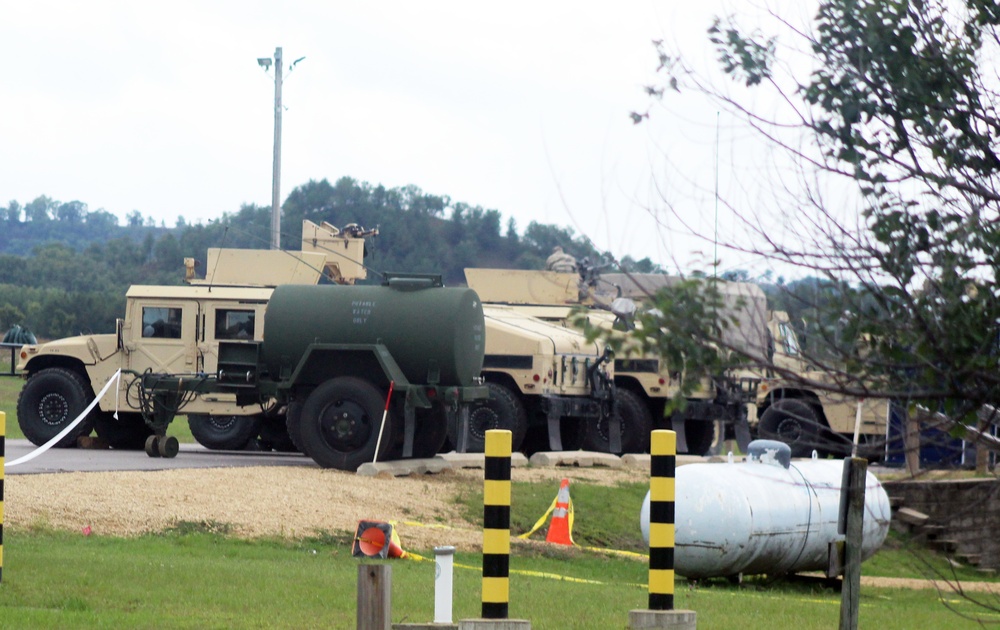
top-left (262, 281), bottom-right (485, 387)
top-left (640, 440), bottom-right (892, 578)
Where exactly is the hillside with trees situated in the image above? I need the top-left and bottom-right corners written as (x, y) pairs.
top-left (0, 177), bottom-right (662, 339)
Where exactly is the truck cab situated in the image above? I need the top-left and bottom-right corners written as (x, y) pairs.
top-left (755, 310), bottom-right (889, 458)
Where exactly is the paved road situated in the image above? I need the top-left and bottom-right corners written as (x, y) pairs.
top-left (3, 438), bottom-right (317, 474)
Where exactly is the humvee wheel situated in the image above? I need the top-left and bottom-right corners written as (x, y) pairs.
top-left (188, 414), bottom-right (262, 450)
top-left (94, 412), bottom-right (153, 450)
top-left (299, 377), bottom-right (395, 470)
top-left (758, 398), bottom-right (821, 458)
top-left (581, 388), bottom-right (651, 454)
top-left (452, 382), bottom-right (527, 453)
top-left (16, 367), bottom-right (96, 447)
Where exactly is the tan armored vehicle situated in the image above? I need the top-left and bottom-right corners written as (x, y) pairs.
top-left (15, 220), bottom-right (372, 451)
top-left (466, 266), bottom-right (888, 458)
top-left (757, 310), bottom-right (888, 458)
top-left (465, 268), bottom-right (760, 455)
top-left (475, 305), bottom-right (642, 454)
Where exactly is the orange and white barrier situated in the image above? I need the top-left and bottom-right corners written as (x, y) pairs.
top-left (352, 520), bottom-right (408, 559)
top-left (518, 477), bottom-right (575, 546)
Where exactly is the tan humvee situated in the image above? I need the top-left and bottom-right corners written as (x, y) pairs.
top-left (466, 267), bottom-right (888, 458)
top-left (757, 310), bottom-right (888, 458)
top-left (475, 304), bottom-right (629, 454)
top-left (15, 220), bottom-right (371, 451)
top-left (464, 268), bottom-right (759, 455)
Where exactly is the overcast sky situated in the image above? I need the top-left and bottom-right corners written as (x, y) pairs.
top-left (1, 1), bottom-right (817, 275)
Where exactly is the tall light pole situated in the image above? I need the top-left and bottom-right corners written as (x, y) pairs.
top-left (257, 47), bottom-right (283, 250)
top-left (257, 47), bottom-right (304, 250)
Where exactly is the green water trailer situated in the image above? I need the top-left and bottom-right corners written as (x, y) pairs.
top-left (138, 274), bottom-right (488, 470)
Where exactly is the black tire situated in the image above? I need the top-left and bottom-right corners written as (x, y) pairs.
top-left (299, 377), bottom-right (394, 470)
top-left (581, 388), bottom-right (651, 454)
top-left (411, 403), bottom-right (450, 458)
top-left (758, 398), bottom-right (822, 458)
top-left (449, 382), bottom-right (528, 453)
top-left (284, 400), bottom-right (307, 454)
top-left (188, 414), bottom-right (262, 450)
top-left (17, 367), bottom-right (96, 447)
top-left (94, 411), bottom-right (153, 450)
top-left (683, 420), bottom-right (716, 456)
top-left (258, 413), bottom-right (299, 453)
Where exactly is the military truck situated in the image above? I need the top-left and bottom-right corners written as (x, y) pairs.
top-left (756, 310), bottom-right (889, 459)
top-left (179, 225), bottom-right (633, 458)
top-left (182, 229), bottom-right (634, 457)
top-left (475, 304), bottom-right (643, 455)
top-left (14, 221), bottom-right (373, 452)
top-left (17, 270), bottom-right (487, 471)
top-left (464, 268), bottom-right (760, 455)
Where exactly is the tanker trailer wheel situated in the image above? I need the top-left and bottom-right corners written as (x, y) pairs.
top-left (16, 367), bottom-right (97, 447)
top-left (450, 383), bottom-right (528, 453)
top-left (188, 414), bottom-right (262, 450)
top-left (94, 411), bottom-right (153, 450)
top-left (758, 398), bottom-right (821, 458)
top-left (284, 400), bottom-right (307, 454)
top-left (258, 413), bottom-right (299, 453)
top-left (411, 403), bottom-right (450, 458)
top-left (299, 377), bottom-right (396, 470)
top-left (581, 388), bottom-right (651, 454)
top-left (682, 420), bottom-right (716, 457)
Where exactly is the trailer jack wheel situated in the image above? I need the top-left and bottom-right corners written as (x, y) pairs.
top-left (158, 435), bottom-right (180, 458)
top-left (145, 435), bottom-right (161, 458)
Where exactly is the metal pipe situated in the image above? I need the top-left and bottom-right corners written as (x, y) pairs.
top-left (434, 545), bottom-right (456, 624)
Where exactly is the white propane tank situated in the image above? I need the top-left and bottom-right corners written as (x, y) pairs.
top-left (640, 440), bottom-right (892, 579)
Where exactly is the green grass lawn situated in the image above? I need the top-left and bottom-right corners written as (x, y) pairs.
top-left (0, 527), bottom-right (995, 629)
top-left (1, 478), bottom-right (997, 628)
top-left (2, 359), bottom-right (996, 626)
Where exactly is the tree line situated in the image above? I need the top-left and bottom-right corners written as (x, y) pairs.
top-left (0, 178), bottom-right (664, 340)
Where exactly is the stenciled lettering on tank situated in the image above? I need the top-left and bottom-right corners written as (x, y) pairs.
top-left (351, 299), bottom-right (376, 325)
top-left (472, 323), bottom-right (484, 351)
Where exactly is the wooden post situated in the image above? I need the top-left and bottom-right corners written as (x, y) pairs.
top-left (904, 408), bottom-right (920, 476)
top-left (839, 457), bottom-right (867, 630)
top-left (0, 411), bottom-right (4, 584)
top-left (357, 564), bottom-right (391, 630)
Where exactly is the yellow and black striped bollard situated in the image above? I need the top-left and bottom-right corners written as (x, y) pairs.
top-left (481, 429), bottom-right (512, 619)
top-left (648, 429), bottom-right (676, 610)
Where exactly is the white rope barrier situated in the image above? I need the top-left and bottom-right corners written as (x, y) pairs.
top-left (5, 369), bottom-right (123, 468)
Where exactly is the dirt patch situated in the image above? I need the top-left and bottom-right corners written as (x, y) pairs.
top-left (4, 464), bottom-right (646, 552)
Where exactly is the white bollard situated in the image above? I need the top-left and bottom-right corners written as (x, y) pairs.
top-left (434, 545), bottom-right (456, 624)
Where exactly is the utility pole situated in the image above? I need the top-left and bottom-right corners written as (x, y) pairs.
top-left (257, 47), bottom-right (305, 250)
top-left (270, 47), bottom-right (283, 250)
top-left (257, 47), bottom-right (284, 250)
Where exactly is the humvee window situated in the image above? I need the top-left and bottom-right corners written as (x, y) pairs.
top-left (215, 309), bottom-right (255, 340)
top-left (142, 307), bottom-right (182, 339)
top-left (778, 322), bottom-right (800, 356)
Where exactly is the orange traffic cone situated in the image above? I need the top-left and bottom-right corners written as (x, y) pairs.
top-left (545, 478), bottom-right (574, 546)
top-left (352, 520), bottom-right (409, 559)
